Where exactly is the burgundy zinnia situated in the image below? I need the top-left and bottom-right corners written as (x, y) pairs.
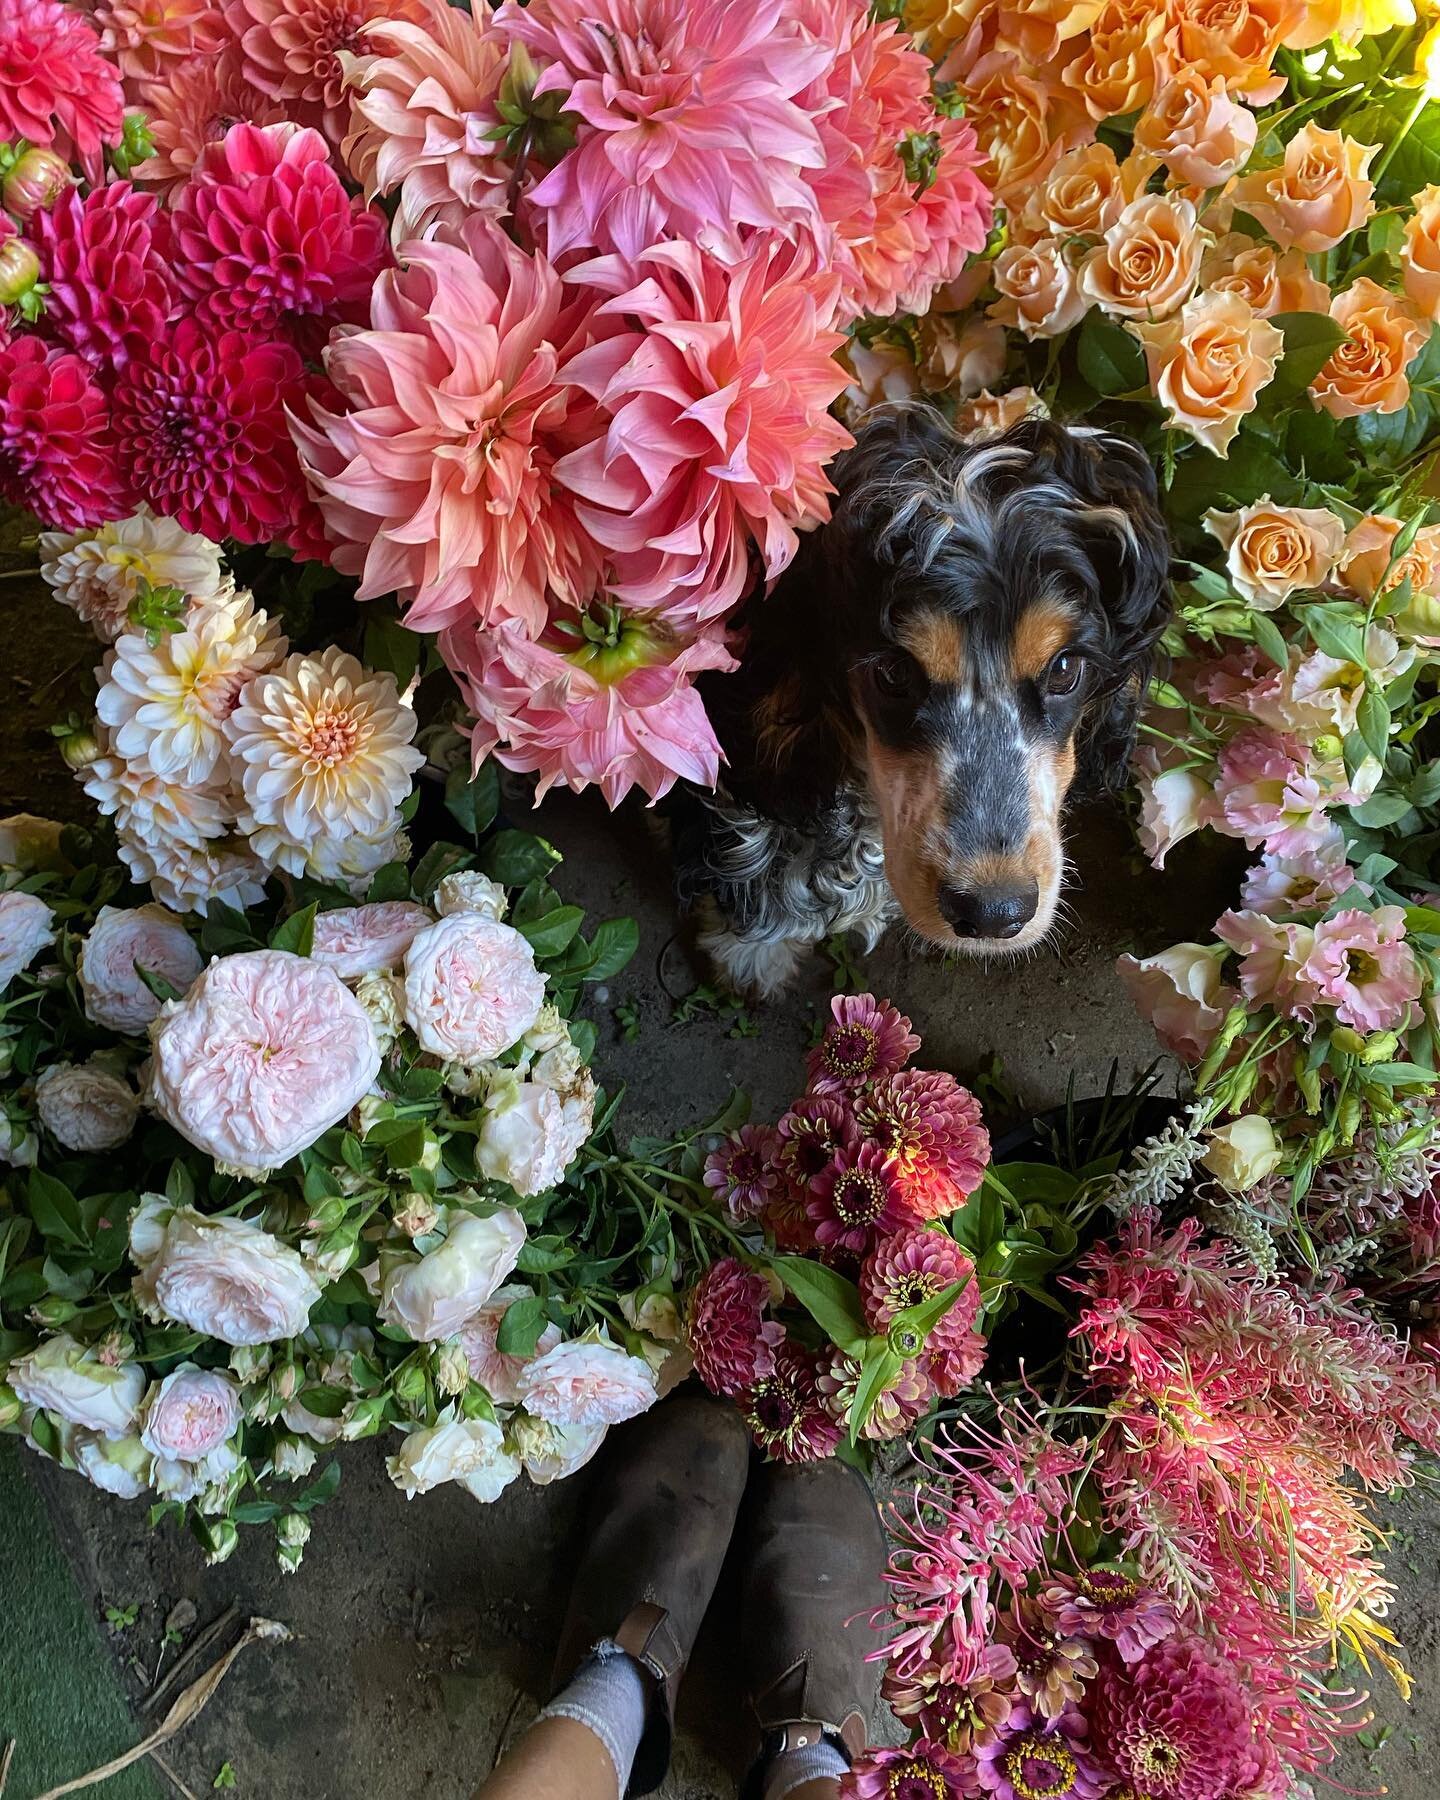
top-left (686, 1257), bottom-right (784, 1400)
top-left (703, 1124), bottom-right (781, 1220)
top-left (843, 1740), bottom-right (977, 1800)
top-left (32, 181), bottom-right (174, 377)
top-left (741, 1342), bottom-right (842, 1464)
top-left (857, 1069), bottom-right (991, 1220)
top-left (807, 992), bottom-right (921, 1094)
top-left (1090, 1635), bottom-right (1258, 1800)
top-left (806, 1138), bottom-right (913, 1255)
top-left (0, 338), bottom-right (130, 530)
top-left (776, 1091), bottom-right (858, 1188)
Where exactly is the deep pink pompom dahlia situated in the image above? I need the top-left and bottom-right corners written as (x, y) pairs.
top-left (807, 993), bottom-right (921, 1094)
top-left (0, 0), bottom-right (125, 176)
top-left (740, 1341), bottom-right (842, 1464)
top-left (686, 1257), bottom-right (785, 1399)
top-left (857, 1070), bottom-right (991, 1220)
top-left (32, 182), bottom-right (173, 377)
top-left (1090, 1635), bottom-right (1259, 1800)
top-left (0, 338), bottom-right (129, 530)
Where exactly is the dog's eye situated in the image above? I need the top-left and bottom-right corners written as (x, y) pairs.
top-left (1044, 651), bottom-right (1085, 697)
top-left (870, 654), bottom-right (922, 702)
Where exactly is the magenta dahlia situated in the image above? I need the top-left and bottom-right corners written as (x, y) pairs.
top-left (168, 122), bottom-right (389, 357)
top-left (741, 1342), bottom-right (842, 1464)
top-left (0, 338), bottom-right (129, 529)
top-left (974, 1704), bottom-right (1106, 1800)
top-left (111, 315), bottom-right (307, 544)
top-left (856, 1070), bottom-right (991, 1221)
top-left (842, 1740), bottom-right (978, 1800)
top-left (0, 0), bottom-right (125, 178)
top-left (703, 1124), bottom-right (782, 1220)
top-left (807, 993), bottom-right (921, 1095)
top-left (806, 1139), bottom-right (914, 1255)
top-left (32, 182), bottom-right (173, 377)
top-left (686, 1257), bottom-right (785, 1400)
top-left (1038, 1572), bottom-right (1177, 1667)
top-left (776, 1092), bottom-right (859, 1188)
top-left (1089, 1636), bottom-right (1259, 1800)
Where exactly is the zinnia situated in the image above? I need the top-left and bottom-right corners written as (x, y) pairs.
top-left (855, 1070), bottom-right (991, 1220)
top-left (1038, 1569), bottom-right (1177, 1663)
top-left (687, 1257), bottom-right (786, 1398)
top-left (808, 992), bottom-right (920, 1093)
top-left (1090, 1635), bottom-right (1259, 1800)
top-left (740, 1341), bottom-right (843, 1463)
top-left (843, 1741), bottom-right (975, 1800)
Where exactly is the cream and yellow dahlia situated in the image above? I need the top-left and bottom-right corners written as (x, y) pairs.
top-left (39, 508), bottom-right (228, 643)
top-left (116, 829), bottom-right (268, 916)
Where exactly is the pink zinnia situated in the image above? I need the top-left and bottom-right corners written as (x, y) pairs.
top-left (555, 238), bottom-right (853, 623)
top-left (973, 1704), bottom-right (1106, 1800)
top-left (806, 1138), bottom-right (913, 1255)
top-left (808, 992), bottom-right (920, 1094)
top-left (686, 1256), bottom-right (784, 1399)
top-left (703, 1124), bottom-right (781, 1220)
top-left (0, 0), bottom-right (125, 179)
top-left (1211, 727), bottom-right (1340, 859)
top-left (0, 338), bottom-right (129, 530)
top-left (112, 315), bottom-right (308, 544)
top-left (168, 122), bottom-right (389, 358)
top-left (860, 1223), bottom-right (983, 1363)
top-left (1301, 904), bottom-right (1421, 1033)
top-left (776, 1091), bottom-right (859, 1187)
top-left (816, 1345), bottom-right (934, 1441)
top-left (444, 611), bottom-right (733, 808)
top-left (1037, 1570), bottom-right (1177, 1666)
top-left (89, 0), bottom-right (228, 93)
top-left (32, 182), bottom-right (173, 377)
top-left (496, 0), bottom-right (831, 260)
top-left (134, 47), bottom-right (287, 193)
top-left (857, 1070), bottom-right (991, 1221)
top-left (842, 1741), bottom-right (978, 1800)
top-left (741, 1341), bottom-right (842, 1464)
top-left (294, 216), bottom-right (603, 636)
top-left (1090, 1635), bottom-right (1259, 1800)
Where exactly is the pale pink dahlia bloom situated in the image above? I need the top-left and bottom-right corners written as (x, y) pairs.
top-left (308, 900), bottom-right (432, 981)
top-left (1301, 905), bottom-right (1421, 1033)
top-left (686, 1257), bottom-right (785, 1398)
top-left (516, 1330), bottom-right (659, 1428)
top-left (39, 509), bottom-right (227, 644)
top-left (445, 612), bottom-right (733, 807)
top-left (226, 0), bottom-right (429, 147)
top-left (293, 218), bottom-right (602, 634)
top-left (556, 239), bottom-right (852, 622)
top-left (89, 0), bottom-right (229, 93)
top-left (139, 1364), bottom-right (240, 1463)
top-left (402, 913), bottom-right (546, 1063)
top-left (134, 48), bottom-right (287, 193)
top-left (0, 0), bottom-right (125, 178)
top-left (149, 949), bottom-right (382, 1173)
top-left (807, 992), bottom-right (920, 1093)
top-left (459, 1284), bottom-right (563, 1405)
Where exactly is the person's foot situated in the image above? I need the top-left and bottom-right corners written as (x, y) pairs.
top-left (737, 1458), bottom-right (887, 1792)
top-left (551, 1388), bottom-right (751, 1795)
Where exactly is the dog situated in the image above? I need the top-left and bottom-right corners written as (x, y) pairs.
top-left (668, 405), bottom-right (1172, 997)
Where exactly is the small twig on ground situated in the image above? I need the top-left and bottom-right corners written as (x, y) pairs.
top-left (147, 1752), bottom-right (199, 1800)
top-left (488, 1690), bottom-right (528, 1772)
top-left (1, 1736), bottom-right (16, 1797)
top-left (142, 1605), bottom-right (239, 1715)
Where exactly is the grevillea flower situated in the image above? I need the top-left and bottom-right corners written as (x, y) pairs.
top-left (134, 47), bottom-right (287, 192)
top-left (168, 123), bottom-right (389, 357)
top-left (1089, 1635), bottom-right (1258, 1800)
top-left (703, 1124), bottom-right (782, 1220)
top-left (806, 1138), bottom-right (914, 1254)
top-left (741, 1340), bottom-right (842, 1463)
top-left (112, 315), bottom-right (309, 545)
top-left (1037, 1570), bottom-right (1178, 1665)
top-left (973, 1704), bottom-right (1106, 1800)
top-left (808, 992), bottom-right (921, 1094)
top-left (496, 0), bottom-right (831, 260)
top-left (0, 338), bottom-right (129, 530)
top-left (556, 238), bottom-right (852, 621)
top-left (686, 1257), bottom-right (785, 1398)
top-left (40, 509), bottom-right (226, 644)
top-left (1300, 905), bottom-right (1422, 1033)
top-left (294, 217), bottom-right (602, 635)
top-left (776, 1091), bottom-right (859, 1187)
top-left (31, 182), bottom-right (173, 377)
top-left (444, 611), bottom-right (734, 807)
top-left (341, 0), bottom-right (511, 241)
top-left (817, 1345), bottom-right (935, 1440)
top-left (857, 1070), bottom-right (991, 1220)
top-left (90, 0), bottom-right (229, 92)
top-left (860, 1224), bottom-right (983, 1368)
top-left (842, 1740), bottom-right (978, 1800)
top-left (0, 0), bottom-right (125, 177)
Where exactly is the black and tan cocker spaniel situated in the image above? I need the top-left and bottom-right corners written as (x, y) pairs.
top-left (668, 406), bottom-right (1172, 995)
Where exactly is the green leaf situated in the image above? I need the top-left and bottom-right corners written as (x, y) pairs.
top-left (495, 1293), bottom-right (551, 1356)
top-left (367, 862), bottom-right (411, 904)
top-left (444, 759), bottom-right (500, 840)
top-left (1355, 391), bottom-right (1435, 465)
top-left (363, 608), bottom-right (422, 691)
top-left (479, 830), bottom-right (562, 887)
top-left (890, 1276), bottom-right (969, 1353)
top-left (1404, 905), bottom-right (1440, 937)
top-left (1357, 688), bottom-right (1391, 762)
top-left (1250, 611), bottom-right (1289, 671)
top-left (1076, 312), bottom-right (1146, 396)
top-left (270, 902), bottom-right (317, 958)
top-left (952, 1177), bottom-right (1006, 1259)
top-left (1268, 312), bottom-right (1346, 400)
top-left (294, 1383), bottom-right (349, 1418)
top-left (772, 1256), bottom-right (869, 1356)
top-left (27, 1170), bottom-right (86, 1249)
top-left (516, 1238), bottom-right (573, 1274)
top-left (410, 841), bottom-right (471, 902)
top-left (1349, 789), bottom-right (1414, 829)
top-left (134, 962), bottom-right (185, 1005)
top-left (516, 906), bottom-right (584, 959)
top-left (848, 1342), bottom-right (902, 1447)
top-left (583, 917), bottom-right (640, 983)
top-left (1298, 604), bottom-right (1368, 666)
top-left (295, 1459), bottom-right (342, 1509)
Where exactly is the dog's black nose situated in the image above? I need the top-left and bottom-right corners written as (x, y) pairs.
top-left (939, 882), bottom-right (1039, 941)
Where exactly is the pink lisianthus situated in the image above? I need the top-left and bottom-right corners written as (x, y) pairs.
top-left (1301, 905), bottom-right (1422, 1033)
top-left (1037, 1569), bottom-right (1177, 1665)
top-left (555, 238), bottom-right (852, 623)
top-left (0, 337), bottom-right (130, 531)
top-left (0, 0), bottom-right (125, 179)
top-left (1240, 842), bottom-right (1358, 917)
top-left (444, 612), bottom-right (734, 808)
top-left (703, 1124), bottom-right (782, 1219)
top-left (1215, 909), bottom-right (1320, 1023)
top-left (1116, 943), bottom-right (1235, 1062)
top-left (133, 48), bottom-right (287, 192)
top-left (90, 0), bottom-right (229, 93)
top-left (31, 182), bottom-right (173, 379)
top-left (1209, 727), bottom-right (1345, 860)
top-left (293, 217), bottom-right (603, 635)
top-left (685, 1257), bottom-right (785, 1398)
top-left (1132, 749), bottom-right (1210, 869)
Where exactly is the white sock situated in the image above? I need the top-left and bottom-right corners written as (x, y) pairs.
top-left (763, 1737), bottom-right (849, 1800)
top-left (540, 1639), bottom-right (651, 1796)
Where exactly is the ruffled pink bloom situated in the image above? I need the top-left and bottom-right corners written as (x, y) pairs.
top-left (445, 612), bottom-right (734, 807)
top-left (403, 914), bottom-right (545, 1062)
top-left (459, 1284), bottom-right (562, 1405)
top-left (496, 0), bottom-right (831, 260)
top-left (1210, 727), bottom-right (1342, 860)
top-left (686, 1256), bottom-right (785, 1398)
top-left (740, 1340), bottom-right (842, 1464)
top-left (169, 122), bottom-right (389, 358)
top-left (1090, 1635), bottom-right (1259, 1800)
top-left (843, 1741), bottom-right (978, 1800)
top-left (0, 337), bottom-right (129, 530)
top-left (32, 182), bottom-right (173, 377)
top-left (860, 1224), bottom-right (983, 1369)
top-left (775, 1091), bottom-right (858, 1188)
top-left (1037, 1570), bottom-right (1177, 1665)
top-left (703, 1123), bottom-right (781, 1220)
top-left (1215, 908), bottom-right (1320, 1023)
top-left (806, 1138), bottom-right (915, 1255)
top-left (808, 992), bottom-right (920, 1094)
top-left (1117, 943), bottom-right (1235, 1064)
top-left (293, 217), bottom-right (603, 635)
top-left (856, 1070), bottom-right (991, 1221)
top-left (515, 1333), bottom-right (658, 1427)
top-left (817, 1345), bottom-right (934, 1442)
top-left (309, 901), bottom-right (433, 981)
top-left (90, 0), bottom-right (229, 93)
top-left (0, 0), bottom-right (125, 178)
top-left (140, 1364), bottom-right (240, 1462)
top-left (1301, 905), bottom-right (1421, 1033)
top-left (133, 47), bottom-right (287, 193)
top-left (1240, 842), bottom-right (1357, 917)
top-left (556, 239), bottom-right (852, 622)
top-left (973, 1703), bottom-right (1105, 1800)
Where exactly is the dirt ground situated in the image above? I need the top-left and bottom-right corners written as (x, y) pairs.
top-left (2, 580), bottom-right (1435, 1799)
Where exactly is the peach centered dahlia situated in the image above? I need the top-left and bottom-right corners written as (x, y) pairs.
top-left (89, 0), bottom-right (229, 93)
top-left (134, 47), bottom-right (287, 193)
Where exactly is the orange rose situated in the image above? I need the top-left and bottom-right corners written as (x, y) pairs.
top-left (1016, 141), bottom-right (1147, 241)
top-left (1338, 514), bottom-right (1440, 602)
top-left (1202, 498), bottom-right (1347, 608)
top-left (1165, 0), bottom-right (1307, 105)
top-left (1135, 289), bottom-right (1284, 456)
top-left (955, 385), bottom-right (1049, 438)
top-left (905, 0), bottom-right (991, 56)
top-left (918, 314), bottom-right (1008, 394)
top-left (990, 239), bottom-right (1090, 338)
top-left (997, 0), bottom-right (1105, 64)
top-left (1079, 192), bottom-right (1203, 320)
top-left (1284, 0), bottom-right (1416, 50)
top-left (1403, 183), bottom-right (1440, 321)
top-left (1310, 277), bottom-right (1426, 419)
top-left (837, 339), bottom-right (919, 426)
top-left (1061, 0), bottom-right (1167, 120)
top-left (1134, 67), bottom-right (1257, 189)
top-left (962, 51), bottom-right (1094, 206)
top-left (1200, 236), bottom-right (1331, 316)
top-left (1230, 124), bottom-right (1377, 253)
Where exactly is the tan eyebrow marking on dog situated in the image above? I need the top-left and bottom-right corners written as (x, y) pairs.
top-left (899, 611), bottom-right (966, 685)
top-left (1011, 600), bottom-right (1076, 683)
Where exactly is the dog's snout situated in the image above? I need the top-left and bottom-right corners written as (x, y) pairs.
top-left (938, 881), bottom-right (1039, 941)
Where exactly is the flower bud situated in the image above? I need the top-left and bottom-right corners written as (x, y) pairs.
top-left (306, 1195), bottom-right (350, 1232)
top-left (271, 1434), bottom-right (317, 1480)
top-left (29, 1295), bottom-right (79, 1327)
top-left (1293, 1054), bottom-right (1322, 1114)
top-left (1336, 1091), bottom-right (1363, 1146)
top-left (393, 1191), bottom-right (440, 1237)
top-left (392, 1360), bottom-right (428, 1407)
top-left (2, 146), bottom-right (73, 219)
top-left (201, 1519), bottom-right (239, 1566)
top-left (269, 1361), bottom-right (301, 1404)
top-left (1361, 1031), bottom-right (1401, 1065)
top-left (0, 1382), bottom-right (19, 1430)
top-left (276, 1511), bottom-right (310, 1575)
top-left (0, 235), bottom-right (39, 306)
top-left (303, 1230), bottom-right (358, 1282)
top-left (1201, 1115), bottom-right (1283, 1192)
top-left (355, 1092), bottom-right (390, 1137)
top-left (56, 722), bottom-right (102, 771)
top-left (433, 1340), bottom-right (470, 1397)
top-left (339, 1394), bottom-right (389, 1439)
top-left (417, 1131), bottom-right (443, 1174)
top-left (230, 1344), bottom-right (272, 1384)
top-left (95, 1327), bottom-right (134, 1367)
top-left (1330, 1026), bottom-right (1367, 1057)
top-left (1312, 734), bottom-right (1344, 761)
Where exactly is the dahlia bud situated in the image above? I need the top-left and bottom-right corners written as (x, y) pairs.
top-left (0, 235), bottom-right (41, 311)
top-left (55, 720), bottom-right (102, 771)
top-left (110, 111), bottom-right (154, 179)
top-left (275, 1511), bottom-right (311, 1575)
top-left (0, 1382), bottom-right (19, 1430)
top-left (496, 41), bottom-right (576, 165)
top-left (433, 1340), bottom-right (470, 1397)
top-left (1, 146), bottom-right (73, 220)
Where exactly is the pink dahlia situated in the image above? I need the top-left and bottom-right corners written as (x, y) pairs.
top-left (703, 1123), bottom-right (782, 1220)
top-left (1090, 1636), bottom-right (1258, 1800)
top-left (556, 238), bottom-right (852, 623)
top-left (741, 1341), bottom-right (842, 1464)
top-left (806, 1138), bottom-right (913, 1255)
top-left (0, 338), bottom-right (129, 529)
top-left (32, 181), bottom-right (173, 377)
top-left (0, 0), bottom-right (125, 178)
top-left (112, 315), bottom-right (307, 544)
top-left (1301, 904), bottom-right (1422, 1034)
top-left (293, 216), bottom-right (602, 635)
top-left (842, 1740), bottom-right (978, 1800)
top-left (860, 1223), bottom-right (982, 1355)
top-left (1037, 1571), bottom-right (1177, 1666)
top-left (89, 0), bottom-right (228, 93)
top-left (974, 1704), bottom-right (1105, 1800)
top-left (775, 1091), bottom-right (858, 1187)
top-left (341, 0), bottom-right (510, 242)
top-left (168, 122), bottom-right (389, 358)
top-left (496, 0), bottom-right (831, 261)
top-left (134, 47), bottom-right (287, 193)
top-left (444, 611), bottom-right (734, 808)
top-left (808, 992), bottom-right (921, 1094)
top-left (856, 1070), bottom-right (991, 1221)
top-left (686, 1256), bottom-right (785, 1399)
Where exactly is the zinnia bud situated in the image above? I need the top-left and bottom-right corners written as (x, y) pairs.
top-left (2, 146), bottom-right (73, 219)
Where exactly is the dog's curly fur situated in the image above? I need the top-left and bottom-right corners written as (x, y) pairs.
top-left (667, 405), bottom-right (1172, 994)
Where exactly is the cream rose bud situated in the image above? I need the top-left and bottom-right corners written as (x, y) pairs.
top-left (387, 1416), bottom-right (522, 1502)
top-left (141, 1364), bottom-right (241, 1463)
top-left (619, 1291), bottom-right (682, 1342)
top-left (153, 1440), bottom-right (241, 1504)
top-left (35, 1061), bottom-right (140, 1152)
top-left (0, 889), bottom-right (55, 992)
top-left (0, 1114), bottom-right (36, 1168)
top-left (476, 1080), bottom-right (594, 1198)
top-left (9, 1333), bottom-right (146, 1436)
top-left (354, 969), bottom-right (406, 1053)
top-left (130, 1198), bottom-right (323, 1345)
top-left (308, 901), bottom-right (433, 981)
top-left (403, 914), bottom-right (546, 1063)
top-left (516, 1330), bottom-right (659, 1429)
top-left (1201, 1115), bottom-right (1283, 1191)
top-left (377, 1205), bottom-right (526, 1341)
top-left (272, 1434), bottom-right (317, 1480)
top-left (79, 904), bottom-right (203, 1034)
top-left (74, 1430), bottom-right (152, 1499)
top-left (523, 1003), bottom-right (570, 1055)
top-left (434, 872), bottom-right (509, 922)
top-left (512, 1414), bottom-right (607, 1487)
top-left (1202, 500), bottom-right (1347, 610)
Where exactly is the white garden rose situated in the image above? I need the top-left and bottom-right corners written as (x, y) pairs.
top-left (475, 1079), bottom-right (594, 1198)
top-left (35, 1061), bottom-right (139, 1151)
top-left (79, 904), bottom-right (203, 1034)
top-left (403, 915), bottom-right (546, 1062)
top-left (73, 1429), bottom-right (152, 1498)
top-left (140, 1364), bottom-right (241, 1462)
top-left (434, 872), bottom-right (509, 921)
top-left (130, 1198), bottom-right (323, 1345)
top-left (387, 1416), bottom-right (521, 1502)
top-left (512, 1414), bottom-right (608, 1486)
top-left (0, 814), bottom-right (68, 873)
top-left (9, 1334), bottom-right (146, 1436)
top-left (515, 1330), bottom-right (659, 1429)
top-left (153, 1440), bottom-right (241, 1504)
top-left (0, 889), bottom-right (55, 991)
top-left (377, 1206), bottom-right (526, 1342)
